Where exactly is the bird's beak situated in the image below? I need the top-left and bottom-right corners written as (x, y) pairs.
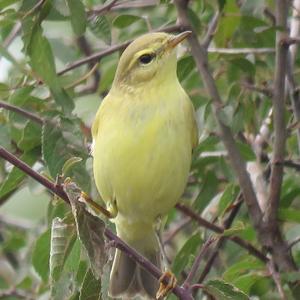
top-left (167, 31), bottom-right (192, 49)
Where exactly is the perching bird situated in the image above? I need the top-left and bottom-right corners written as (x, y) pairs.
top-left (92, 31), bottom-right (198, 299)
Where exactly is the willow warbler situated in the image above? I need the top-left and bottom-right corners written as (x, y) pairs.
top-left (92, 31), bottom-right (198, 299)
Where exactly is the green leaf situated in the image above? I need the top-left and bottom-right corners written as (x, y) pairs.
top-left (88, 15), bottom-right (111, 44)
top-left (0, 0), bottom-right (19, 10)
top-left (66, 0), bottom-right (86, 36)
top-left (65, 238), bottom-right (81, 274)
top-left (32, 229), bottom-right (51, 283)
top-left (80, 269), bottom-right (101, 300)
top-left (222, 221), bottom-right (246, 237)
top-left (233, 273), bottom-right (261, 294)
top-left (62, 157), bottom-right (83, 176)
top-left (42, 115), bottom-right (88, 185)
top-left (172, 233), bottom-right (202, 277)
top-left (177, 55), bottom-right (195, 82)
top-left (217, 184), bottom-right (239, 217)
top-left (28, 25), bottom-right (74, 113)
top-left (214, 1), bottom-right (240, 47)
top-left (113, 14), bottom-right (141, 28)
top-left (193, 170), bottom-right (218, 212)
top-left (0, 148), bottom-right (39, 200)
top-left (278, 208), bottom-right (300, 223)
top-left (223, 256), bottom-right (263, 282)
top-left (17, 121), bottom-right (41, 151)
top-left (204, 279), bottom-right (249, 299)
top-left (64, 181), bottom-right (107, 279)
top-left (50, 217), bottom-right (76, 282)
top-left (236, 141), bottom-right (256, 161)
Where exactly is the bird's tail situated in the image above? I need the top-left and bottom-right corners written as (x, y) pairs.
top-left (109, 222), bottom-right (161, 299)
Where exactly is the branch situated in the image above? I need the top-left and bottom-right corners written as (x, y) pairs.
top-left (265, 0), bottom-right (289, 229)
top-left (0, 147), bottom-right (192, 300)
top-left (286, 0), bottom-right (300, 152)
top-left (0, 101), bottom-right (43, 125)
top-left (207, 47), bottom-right (274, 54)
top-left (57, 24), bottom-right (181, 76)
top-left (183, 236), bottom-right (216, 288)
top-left (267, 258), bottom-right (288, 300)
top-left (201, 11), bottom-right (220, 49)
top-left (2, 23), bottom-right (22, 49)
top-left (197, 196), bottom-right (243, 283)
top-left (175, 203), bottom-right (268, 263)
top-left (174, 0), bottom-right (263, 232)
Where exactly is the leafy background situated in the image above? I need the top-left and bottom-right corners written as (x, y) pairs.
top-left (0, 0), bottom-right (300, 299)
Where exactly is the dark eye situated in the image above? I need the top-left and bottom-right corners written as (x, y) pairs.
top-left (139, 53), bottom-right (155, 65)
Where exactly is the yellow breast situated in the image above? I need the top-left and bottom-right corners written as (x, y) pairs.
top-left (92, 81), bottom-right (195, 224)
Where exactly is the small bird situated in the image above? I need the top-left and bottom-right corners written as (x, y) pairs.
top-left (92, 31), bottom-right (198, 299)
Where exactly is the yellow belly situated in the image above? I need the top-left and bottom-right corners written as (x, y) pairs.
top-left (93, 90), bottom-right (193, 225)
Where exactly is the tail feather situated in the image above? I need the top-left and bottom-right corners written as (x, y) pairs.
top-left (109, 241), bottom-right (161, 299)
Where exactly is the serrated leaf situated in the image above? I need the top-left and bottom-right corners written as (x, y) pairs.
top-left (88, 15), bottom-right (111, 44)
top-left (32, 229), bottom-right (51, 283)
top-left (50, 217), bottom-right (76, 282)
top-left (204, 279), bottom-right (249, 299)
top-left (172, 233), bottom-right (202, 277)
top-left (80, 269), bottom-right (101, 300)
top-left (0, 148), bottom-right (39, 200)
top-left (67, 0), bottom-right (86, 36)
top-left (64, 181), bottom-right (107, 278)
top-left (112, 14), bottom-right (141, 28)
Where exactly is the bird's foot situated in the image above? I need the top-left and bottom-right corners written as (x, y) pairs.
top-left (156, 270), bottom-right (177, 299)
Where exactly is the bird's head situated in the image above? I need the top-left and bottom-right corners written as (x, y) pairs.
top-left (112, 31), bottom-right (191, 91)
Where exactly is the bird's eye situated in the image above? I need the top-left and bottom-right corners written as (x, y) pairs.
top-left (139, 53), bottom-right (155, 65)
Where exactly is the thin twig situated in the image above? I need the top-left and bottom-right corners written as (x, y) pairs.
top-left (175, 203), bottom-right (268, 263)
top-left (183, 236), bottom-right (216, 288)
top-left (58, 24), bottom-right (181, 76)
top-left (207, 47), bottom-right (275, 54)
top-left (0, 101), bottom-right (44, 125)
top-left (267, 258), bottom-right (287, 300)
top-left (241, 82), bottom-right (273, 97)
top-left (288, 236), bottom-right (300, 249)
top-left (266, 0), bottom-right (289, 225)
top-left (0, 147), bottom-right (192, 300)
top-left (164, 218), bottom-right (190, 245)
top-left (201, 11), bottom-right (220, 49)
top-left (2, 23), bottom-right (22, 49)
top-left (88, 0), bottom-right (119, 16)
top-left (21, 0), bottom-right (47, 19)
top-left (197, 196), bottom-right (243, 283)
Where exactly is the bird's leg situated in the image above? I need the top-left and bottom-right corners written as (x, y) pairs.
top-left (155, 218), bottom-right (177, 299)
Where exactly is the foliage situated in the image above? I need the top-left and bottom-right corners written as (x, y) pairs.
top-left (0, 0), bottom-right (300, 299)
